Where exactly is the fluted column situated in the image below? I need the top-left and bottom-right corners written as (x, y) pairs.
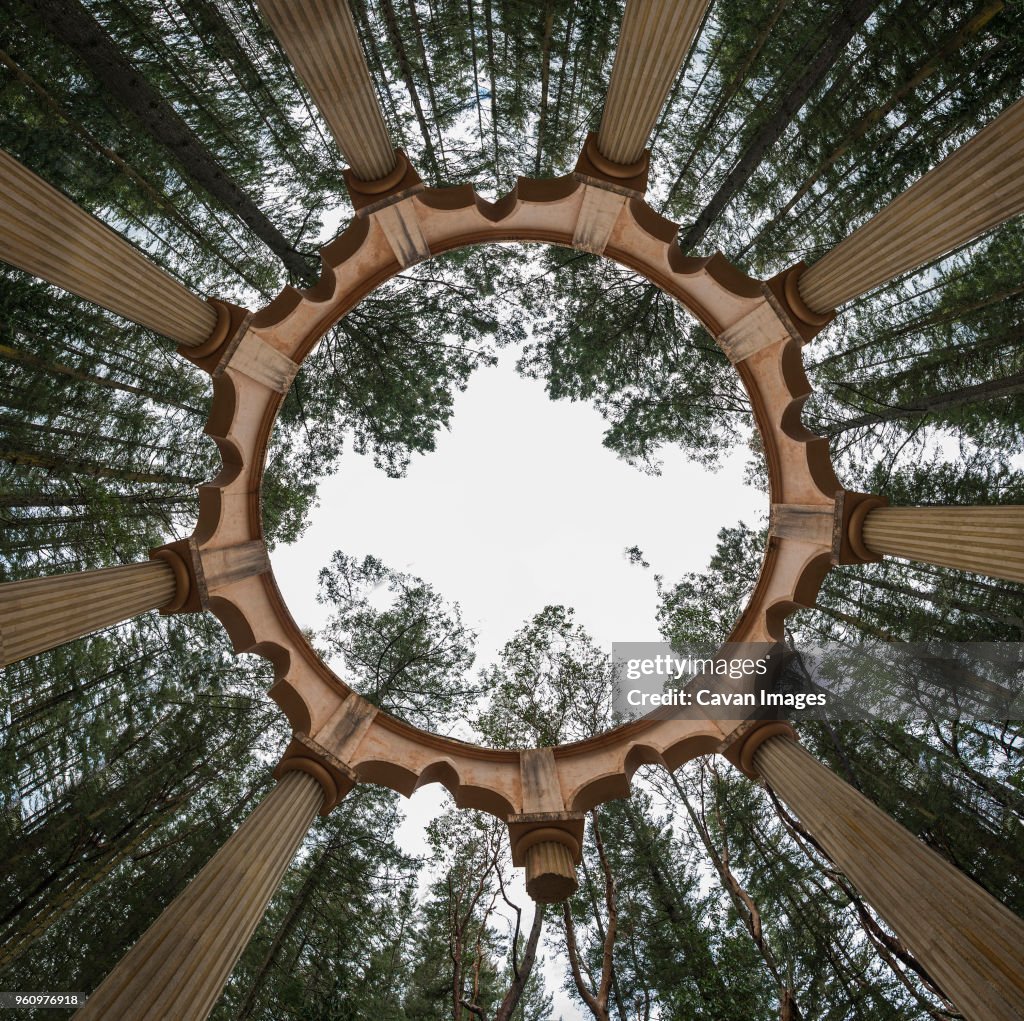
top-left (0, 559), bottom-right (185, 667)
top-left (755, 735), bottom-right (1024, 1020)
top-left (596, 0), bottom-right (710, 167)
top-left (0, 149), bottom-right (218, 347)
top-left (526, 844), bottom-right (576, 904)
top-left (75, 771), bottom-right (325, 1021)
top-left (797, 97), bottom-right (1024, 315)
top-left (853, 505), bottom-right (1024, 583)
top-left (256, 0), bottom-right (398, 183)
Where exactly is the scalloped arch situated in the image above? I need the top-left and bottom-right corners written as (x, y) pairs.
top-left (164, 163), bottom-right (858, 823)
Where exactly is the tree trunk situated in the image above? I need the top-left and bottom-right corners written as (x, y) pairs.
top-left (663, 0), bottom-right (791, 209)
top-left (678, 0), bottom-right (881, 252)
top-left (851, 572), bottom-right (1024, 632)
top-left (378, 0), bottom-right (441, 180)
top-left (483, 0), bottom-right (500, 183)
top-left (850, 329), bottom-right (1020, 394)
top-left (407, 0), bottom-right (447, 164)
top-left (666, 771), bottom-right (801, 1017)
top-left (827, 369), bottom-right (1024, 434)
top-left (494, 904), bottom-right (544, 1021)
top-left (31, 0), bottom-right (316, 284)
top-left (0, 342), bottom-right (198, 413)
top-left (533, 4), bottom-right (554, 176)
top-left (0, 449), bottom-right (199, 485)
top-left (619, 800), bottom-right (731, 1008)
top-left (0, 491), bottom-right (188, 510)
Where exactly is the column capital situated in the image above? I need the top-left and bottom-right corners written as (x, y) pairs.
top-left (178, 298), bottom-right (251, 374)
top-left (836, 492), bottom-right (888, 564)
top-left (507, 813), bottom-right (584, 904)
top-left (149, 538), bottom-right (271, 614)
top-left (274, 734), bottom-right (358, 815)
top-left (721, 719), bottom-right (798, 778)
top-left (148, 545), bottom-right (193, 613)
top-left (573, 133), bottom-right (650, 196)
top-left (344, 150), bottom-right (426, 216)
top-left (510, 748), bottom-right (584, 903)
top-left (763, 262), bottom-right (835, 343)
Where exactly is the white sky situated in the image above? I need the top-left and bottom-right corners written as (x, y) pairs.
top-left (271, 347), bottom-right (765, 666)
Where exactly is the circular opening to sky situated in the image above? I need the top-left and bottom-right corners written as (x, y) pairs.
top-left (267, 245), bottom-right (766, 742)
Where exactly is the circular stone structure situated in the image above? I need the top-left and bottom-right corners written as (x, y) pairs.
top-left (153, 140), bottom-right (878, 901)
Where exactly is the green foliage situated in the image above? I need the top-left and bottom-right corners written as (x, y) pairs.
top-left (317, 552), bottom-right (482, 732)
top-left (518, 251), bottom-right (747, 470)
top-left (656, 522), bottom-right (766, 647)
top-left (475, 604), bottom-right (611, 747)
top-left (280, 248), bottom-right (517, 480)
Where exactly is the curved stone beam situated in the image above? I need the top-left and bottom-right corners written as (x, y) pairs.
top-left (154, 148), bottom-right (866, 897)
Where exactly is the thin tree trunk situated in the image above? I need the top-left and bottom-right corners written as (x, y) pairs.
top-left (465, 0), bottom-right (486, 154)
top-left (848, 330), bottom-right (1021, 394)
top-left (2, 417), bottom-right (189, 457)
top-left (549, 0), bottom-right (575, 160)
top-left (533, 3), bottom-right (554, 177)
top-left (0, 449), bottom-right (200, 485)
top-left (0, 48), bottom-right (272, 295)
top-left (378, 0), bottom-right (441, 180)
top-left (494, 904), bottom-right (544, 1021)
top-left (0, 491), bottom-right (188, 510)
top-left (0, 343), bottom-right (200, 413)
top-left (663, 0), bottom-right (791, 210)
top-left (563, 903), bottom-right (609, 1021)
top-left (621, 801), bottom-right (729, 1009)
top-left (667, 770), bottom-right (801, 1016)
top-left (851, 573), bottom-right (1024, 632)
top-left (406, 0), bottom-right (447, 164)
top-left (483, 0), bottom-right (500, 183)
top-left (827, 369), bottom-right (1024, 435)
top-left (811, 278), bottom-right (1024, 370)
